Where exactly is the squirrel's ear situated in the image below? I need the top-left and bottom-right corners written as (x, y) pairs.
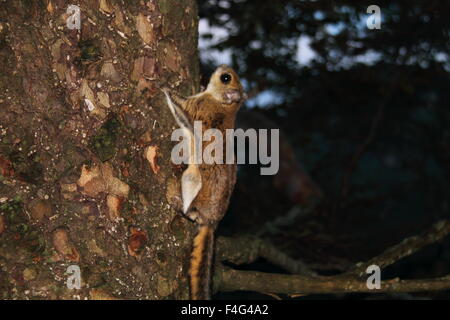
top-left (181, 165), bottom-right (202, 213)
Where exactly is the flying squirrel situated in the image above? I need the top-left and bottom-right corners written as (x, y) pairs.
top-left (162, 65), bottom-right (246, 300)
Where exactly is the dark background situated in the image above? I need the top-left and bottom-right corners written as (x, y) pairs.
top-left (197, 0), bottom-right (450, 299)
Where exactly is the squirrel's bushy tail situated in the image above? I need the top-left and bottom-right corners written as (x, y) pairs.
top-left (189, 225), bottom-right (215, 300)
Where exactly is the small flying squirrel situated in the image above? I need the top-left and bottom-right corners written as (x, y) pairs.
top-left (162, 65), bottom-right (246, 300)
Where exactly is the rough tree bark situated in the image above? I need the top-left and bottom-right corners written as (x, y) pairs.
top-left (0, 0), bottom-right (199, 299)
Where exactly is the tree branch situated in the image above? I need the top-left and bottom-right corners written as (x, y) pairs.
top-left (216, 235), bottom-right (316, 276)
top-left (343, 220), bottom-right (450, 277)
top-left (218, 266), bottom-right (450, 295)
top-left (216, 220), bottom-right (450, 296)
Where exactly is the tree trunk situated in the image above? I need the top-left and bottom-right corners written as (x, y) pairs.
top-left (0, 0), bottom-right (199, 300)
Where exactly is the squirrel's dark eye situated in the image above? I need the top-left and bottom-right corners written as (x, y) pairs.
top-left (220, 73), bottom-right (232, 84)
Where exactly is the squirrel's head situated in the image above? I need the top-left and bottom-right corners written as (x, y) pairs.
top-left (206, 65), bottom-right (247, 105)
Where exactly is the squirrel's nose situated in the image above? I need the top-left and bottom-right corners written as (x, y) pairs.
top-left (223, 89), bottom-right (245, 104)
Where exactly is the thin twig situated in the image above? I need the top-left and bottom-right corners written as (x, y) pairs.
top-left (216, 235), bottom-right (317, 276)
top-left (337, 102), bottom-right (385, 203)
top-left (256, 202), bottom-right (319, 237)
top-left (334, 76), bottom-right (400, 214)
top-left (343, 220), bottom-right (450, 277)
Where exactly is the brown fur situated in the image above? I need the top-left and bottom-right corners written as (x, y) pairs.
top-left (189, 225), bottom-right (214, 299)
top-left (165, 65), bottom-right (245, 300)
